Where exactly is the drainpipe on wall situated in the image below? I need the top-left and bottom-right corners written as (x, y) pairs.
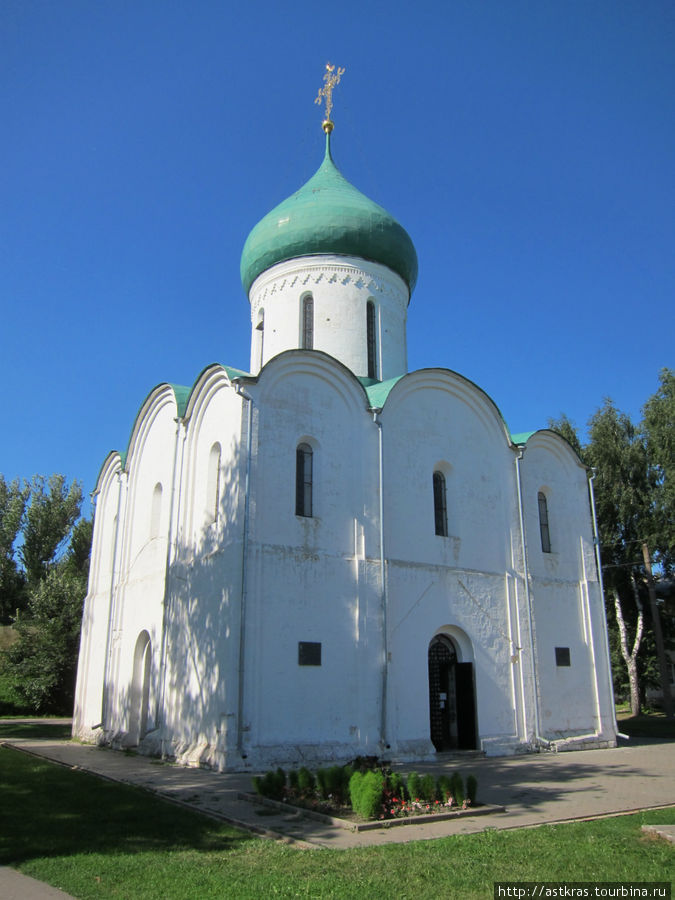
top-left (514, 449), bottom-right (549, 749)
top-left (234, 380), bottom-right (254, 758)
top-left (157, 417), bottom-right (186, 754)
top-left (370, 408), bottom-right (389, 750)
top-left (588, 470), bottom-right (626, 740)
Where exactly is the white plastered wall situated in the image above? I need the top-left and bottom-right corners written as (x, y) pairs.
top-left (72, 453), bottom-right (123, 740)
top-left (248, 255), bottom-right (409, 381)
top-left (519, 432), bottom-right (616, 746)
top-left (160, 367), bottom-right (246, 768)
top-left (103, 386), bottom-right (181, 745)
top-left (380, 370), bottom-right (531, 757)
top-left (237, 352), bottom-right (384, 767)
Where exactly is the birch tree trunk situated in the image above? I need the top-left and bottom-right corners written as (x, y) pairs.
top-left (614, 577), bottom-right (644, 716)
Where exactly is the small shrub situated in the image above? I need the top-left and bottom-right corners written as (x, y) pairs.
top-left (388, 772), bottom-right (405, 800)
top-left (450, 772), bottom-right (464, 805)
top-left (287, 769), bottom-right (299, 792)
top-left (316, 768), bottom-right (329, 800)
top-left (350, 769), bottom-right (384, 819)
top-left (437, 774), bottom-right (453, 803)
top-left (252, 769), bottom-right (285, 801)
top-left (323, 765), bottom-right (351, 805)
top-left (406, 771), bottom-right (421, 800)
top-left (419, 773), bottom-right (437, 802)
top-left (297, 766), bottom-right (315, 794)
top-left (466, 774), bottom-right (478, 805)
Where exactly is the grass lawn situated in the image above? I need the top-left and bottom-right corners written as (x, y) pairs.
top-left (616, 706), bottom-right (675, 740)
top-left (1, 745), bottom-right (673, 900)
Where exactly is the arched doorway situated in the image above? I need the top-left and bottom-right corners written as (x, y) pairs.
top-left (129, 631), bottom-right (152, 745)
top-left (428, 634), bottom-right (478, 751)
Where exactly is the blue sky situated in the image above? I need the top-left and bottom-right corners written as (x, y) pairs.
top-left (3, 0), bottom-right (674, 516)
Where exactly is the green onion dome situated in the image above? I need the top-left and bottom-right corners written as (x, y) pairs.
top-left (240, 134), bottom-right (418, 297)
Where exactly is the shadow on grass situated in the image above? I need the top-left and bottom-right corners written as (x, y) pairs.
top-left (616, 712), bottom-right (675, 740)
top-left (0, 721), bottom-right (72, 740)
top-left (0, 746), bottom-right (254, 867)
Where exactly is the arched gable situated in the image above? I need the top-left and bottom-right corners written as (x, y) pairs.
top-left (180, 364), bottom-right (246, 548)
top-left (254, 349), bottom-right (372, 419)
top-left (376, 367), bottom-right (513, 447)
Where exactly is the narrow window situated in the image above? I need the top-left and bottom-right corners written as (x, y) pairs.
top-left (206, 442), bottom-right (221, 525)
top-left (150, 483), bottom-right (162, 539)
top-left (296, 443), bottom-right (313, 517)
top-left (302, 294), bottom-right (313, 350)
top-left (433, 471), bottom-right (448, 537)
top-left (256, 309), bottom-right (265, 369)
top-left (366, 300), bottom-right (377, 379)
top-left (538, 491), bottom-right (551, 553)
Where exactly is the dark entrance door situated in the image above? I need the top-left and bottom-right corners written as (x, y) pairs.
top-left (428, 635), bottom-right (477, 751)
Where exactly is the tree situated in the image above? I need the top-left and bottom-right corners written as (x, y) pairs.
top-left (0, 476), bottom-right (30, 622)
top-left (642, 368), bottom-right (675, 572)
top-left (584, 399), bottom-right (655, 715)
top-left (19, 475), bottom-right (82, 587)
top-left (8, 566), bottom-right (88, 713)
top-left (0, 474), bottom-right (91, 713)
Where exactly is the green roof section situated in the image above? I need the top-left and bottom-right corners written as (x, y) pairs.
top-left (358, 375), bottom-right (405, 409)
top-left (510, 431), bottom-right (537, 445)
top-left (240, 133), bottom-right (418, 297)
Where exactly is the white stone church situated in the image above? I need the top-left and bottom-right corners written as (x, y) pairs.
top-left (73, 120), bottom-right (617, 770)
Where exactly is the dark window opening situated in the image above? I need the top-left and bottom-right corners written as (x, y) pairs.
top-left (555, 647), bottom-right (571, 667)
top-left (367, 300), bottom-right (377, 379)
top-left (538, 491), bottom-right (551, 553)
top-left (298, 641), bottom-right (322, 666)
top-left (296, 443), bottom-right (313, 517)
top-left (302, 295), bottom-right (314, 350)
top-left (433, 471), bottom-right (448, 537)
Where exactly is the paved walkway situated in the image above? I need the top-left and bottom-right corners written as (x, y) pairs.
top-left (2, 729), bottom-right (674, 896)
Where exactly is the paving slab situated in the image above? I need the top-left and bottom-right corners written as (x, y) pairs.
top-left (2, 733), bottom-right (674, 849)
top-left (0, 866), bottom-right (75, 899)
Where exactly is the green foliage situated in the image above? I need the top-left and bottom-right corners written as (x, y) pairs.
top-left (317, 765), bottom-right (351, 805)
top-left (406, 771), bottom-right (421, 801)
top-left (0, 476), bottom-right (30, 622)
top-left (642, 368), bottom-right (675, 572)
top-left (450, 772), bottom-right (465, 805)
top-left (0, 474), bottom-right (91, 714)
top-left (252, 769), bottom-right (286, 801)
top-left (388, 771), bottom-right (405, 800)
top-left (418, 773), bottom-right (437, 802)
top-left (466, 774), bottom-right (478, 805)
top-left (7, 567), bottom-right (86, 713)
top-left (20, 475), bottom-right (83, 587)
top-left (437, 774), bottom-right (452, 802)
top-left (297, 766), bottom-right (315, 794)
top-left (348, 769), bottom-right (384, 819)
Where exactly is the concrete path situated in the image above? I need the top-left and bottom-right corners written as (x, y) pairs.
top-left (2, 732), bottom-right (674, 851)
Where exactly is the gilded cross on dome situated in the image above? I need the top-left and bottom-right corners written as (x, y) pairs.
top-left (314, 63), bottom-right (345, 133)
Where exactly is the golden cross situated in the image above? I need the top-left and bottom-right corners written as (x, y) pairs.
top-left (314, 62), bottom-right (345, 132)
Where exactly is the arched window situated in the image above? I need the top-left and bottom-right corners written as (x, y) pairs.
top-left (433, 471), bottom-right (448, 537)
top-left (366, 300), bottom-right (377, 379)
top-left (538, 491), bottom-right (551, 553)
top-left (302, 294), bottom-right (314, 350)
top-left (206, 442), bottom-right (221, 525)
top-left (150, 483), bottom-right (162, 539)
top-left (296, 443), bottom-right (313, 517)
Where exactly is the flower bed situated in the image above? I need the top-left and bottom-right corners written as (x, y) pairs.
top-left (246, 760), bottom-right (504, 829)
